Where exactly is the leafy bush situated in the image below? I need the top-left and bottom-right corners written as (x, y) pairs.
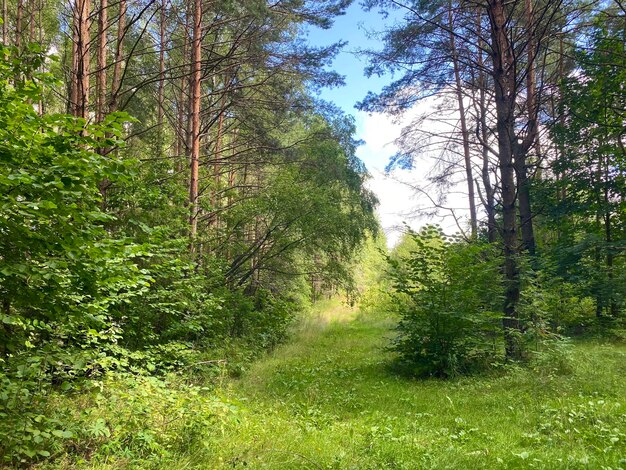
top-left (0, 372), bottom-right (236, 466)
top-left (388, 226), bottom-right (504, 377)
top-left (0, 47), bottom-right (154, 465)
top-left (518, 262), bottom-right (597, 335)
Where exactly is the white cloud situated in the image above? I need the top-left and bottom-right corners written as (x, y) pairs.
top-left (355, 101), bottom-right (474, 247)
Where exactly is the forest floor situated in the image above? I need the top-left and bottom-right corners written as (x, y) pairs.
top-left (163, 299), bottom-right (626, 469)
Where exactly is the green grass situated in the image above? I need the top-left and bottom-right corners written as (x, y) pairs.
top-left (43, 299), bottom-right (626, 469)
top-left (165, 299), bottom-right (625, 469)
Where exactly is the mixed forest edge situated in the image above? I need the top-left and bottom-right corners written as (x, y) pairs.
top-left (0, 0), bottom-right (625, 467)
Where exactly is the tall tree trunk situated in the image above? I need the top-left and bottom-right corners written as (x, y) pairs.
top-left (96, 0), bottom-right (108, 124)
top-left (157, 0), bottom-right (167, 129)
top-left (175, 13), bottom-right (189, 173)
top-left (225, 127), bottom-right (238, 262)
top-left (16, 0), bottom-right (23, 51)
top-left (70, 0), bottom-right (90, 119)
top-left (155, 0), bottom-right (166, 174)
top-left (515, 155), bottom-right (535, 255)
top-left (528, 0), bottom-right (543, 183)
top-left (605, 210), bottom-right (616, 316)
top-left (478, 70), bottom-right (497, 243)
top-left (37, 0), bottom-right (43, 114)
top-left (29, 0), bottom-right (39, 44)
top-left (594, 205), bottom-right (603, 319)
top-left (2, 0), bottom-right (7, 45)
top-left (476, 10), bottom-right (497, 243)
top-left (210, 79), bottom-right (228, 230)
top-left (448, 4), bottom-right (477, 239)
top-left (28, 0), bottom-right (35, 43)
top-left (109, 0), bottom-right (126, 113)
top-left (603, 154), bottom-right (618, 317)
top-left (515, 0), bottom-right (537, 256)
top-left (487, 0), bottom-right (522, 359)
top-left (557, 33), bottom-right (567, 203)
top-left (157, 0), bottom-right (166, 138)
top-left (189, 0), bottom-right (202, 244)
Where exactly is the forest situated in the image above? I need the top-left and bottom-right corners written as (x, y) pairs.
top-left (0, 0), bottom-right (624, 468)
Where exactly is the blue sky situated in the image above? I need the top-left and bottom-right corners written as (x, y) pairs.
top-left (302, 3), bottom-right (486, 245)
top-left (305, 3), bottom-right (393, 118)
top-left (303, 4), bottom-right (473, 245)
top-left (304, 3), bottom-right (427, 245)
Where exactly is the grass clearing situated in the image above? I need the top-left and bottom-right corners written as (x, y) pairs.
top-left (44, 299), bottom-right (626, 469)
top-left (184, 299), bottom-right (625, 469)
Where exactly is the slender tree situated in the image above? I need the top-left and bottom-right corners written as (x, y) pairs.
top-left (188, 0), bottom-right (202, 243)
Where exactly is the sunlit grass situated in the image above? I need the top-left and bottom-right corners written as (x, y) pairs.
top-left (182, 300), bottom-right (626, 469)
top-left (46, 299), bottom-right (625, 469)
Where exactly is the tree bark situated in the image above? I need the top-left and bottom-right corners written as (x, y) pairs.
top-left (448, 4), bottom-right (478, 239)
top-left (96, 0), bottom-right (108, 123)
top-left (70, 0), bottom-right (90, 119)
top-left (2, 0), bottom-right (7, 45)
top-left (515, 0), bottom-right (537, 256)
top-left (487, 0), bottom-right (522, 359)
top-left (210, 77), bottom-right (228, 230)
top-left (475, 10), bottom-right (497, 243)
top-left (175, 13), bottom-right (189, 173)
top-left (28, 0), bottom-right (35, 43)
top-left (157, 0), bottom-right (166, 134)
top-left (16, 0), bottom-right (23, 51)
top-left (109, 0), bottom-right (126, 113)
top-left (189, 0), bottom-right (202, 244)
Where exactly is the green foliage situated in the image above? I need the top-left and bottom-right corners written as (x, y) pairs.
top-left (518, 263), bottom-right (596, 334)
top-left (1, 372), bottom-right (235, 467)
top-left (0, 47), bottom-right (151, 465)
top-left (388, 226), bottom-right (504, 377)
top-left (353, 233), bottom-right (394, 316)
top-left (0, 42), bottom-right (377, 465)
top-left (61, 374), bottom-right (234, 464)
top-left (159, 301), bottom-right (626, 470)
top-left (214, 114), bottom-right (378, 294)
top-left (546, 19), bottom-right (626, 321)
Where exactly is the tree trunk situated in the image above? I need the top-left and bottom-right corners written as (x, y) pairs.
top-left (603, 155), bottom-right (618, 317)
top-left (595, 208), bottom-right (603, 319)
top-left (448, 4), bottom-right (477, 239)
top-left (16, 0), bottom-right (22, 51)
top-left (515, 0), bottom-right (537, 256)
top-left (478, 77), bottom-right (497, 243)
top-left (189, 0), bottom-right (202, 244)
top-left (28, 0), bottom-right (35, 43)
top-left (157, 0), bottom-right (166, 136)
top-left (175, 13), bottom-right (189, 174)
top-left (210, 79), bottom-right (228, 230)
top-left (2, 0), bottom-right (7, 45)
top-left (96, 0), bottom-right (108, 124)
top-left (487, 0), bottom-right (522, 360)
top-left (37, 0), bottom-right (43, 114)
top-left (476, 10), bottom-right (497, 243)
top-left (109, 0), bottom-right (126, 113)
top-left (515, 154), bottom-right (535, 255)
top-left (557, 34), bottom-right (567, 203)
top-left (70, 0), bottom-right (90, 119)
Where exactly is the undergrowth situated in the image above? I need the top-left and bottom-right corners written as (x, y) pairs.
top-left (7, 300), bottom-right (625, 469)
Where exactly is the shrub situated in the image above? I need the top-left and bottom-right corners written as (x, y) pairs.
top-left (388, 226), bottom-right (504, 377)
top-left (518, 264), bottom-right (597, 336)
top-left (0, 372), bottom-right (236, 466)
top-left (0, 47), bottom-right (153, 465)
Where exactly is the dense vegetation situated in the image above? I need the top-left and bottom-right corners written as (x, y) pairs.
top-left (0, 0), bottom-right (624, 467)
top-left (361, 0), bottom-right (625, 375)
top-left (0, 1), bottom-right (376, 465)
top-left (193, 301), bottom-right (624, 469)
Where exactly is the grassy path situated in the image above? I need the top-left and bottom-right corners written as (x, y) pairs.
top-left (191, 300), bottom-right (625, 469)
